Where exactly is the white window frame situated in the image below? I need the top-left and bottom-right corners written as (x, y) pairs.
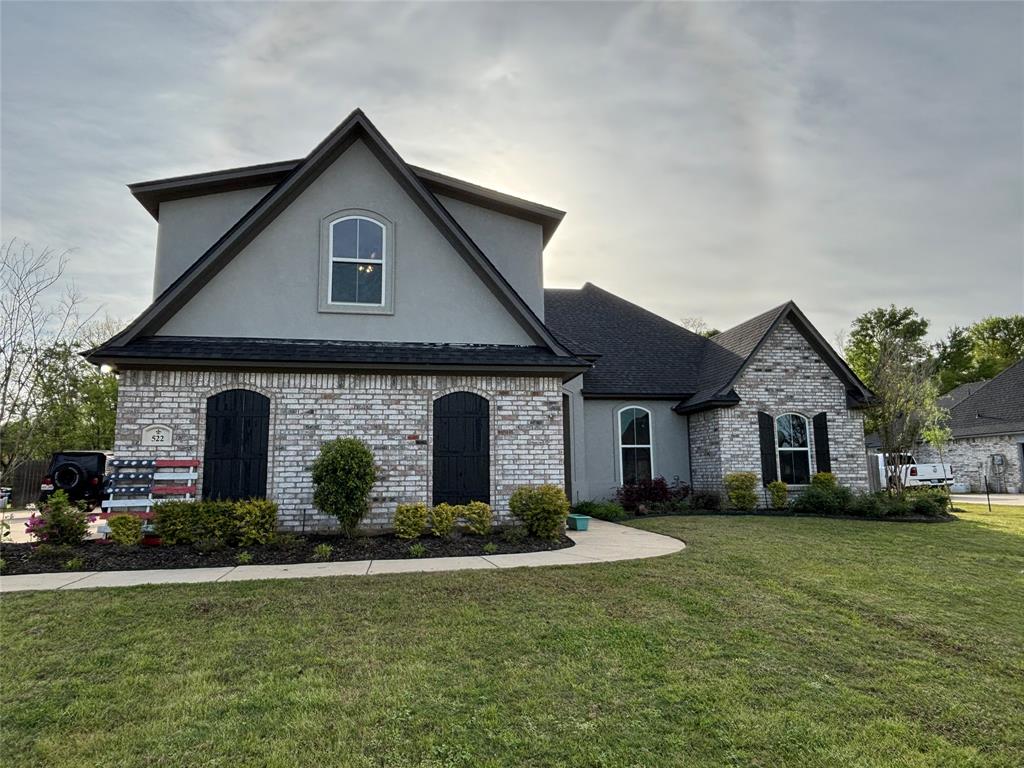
top-left (617, 405), bottom-right (654, 485)
top-left (775, 412), bottom-right (811, 485)
top-left (318, 209), bottom-right (395, 316)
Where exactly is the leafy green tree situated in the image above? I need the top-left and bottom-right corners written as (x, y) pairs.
top-left (968, 315), bottom-right (1024, 380)
top-left (844, 305), bottom-right (931, 391)
top-left (934, 325), bottom-right (975, 393)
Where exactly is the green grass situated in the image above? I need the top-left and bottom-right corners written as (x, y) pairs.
top-left (2, 503), bottom-right (1021, 767)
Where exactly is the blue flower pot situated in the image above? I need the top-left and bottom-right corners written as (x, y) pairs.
top-left (567, 514), bottom-right (590, 531)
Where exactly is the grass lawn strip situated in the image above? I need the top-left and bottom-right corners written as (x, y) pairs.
top-left (1, 503), bottom-right (1020, 767)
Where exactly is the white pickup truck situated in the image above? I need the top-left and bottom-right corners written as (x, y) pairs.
top-left (872, 453), bottom-right (954, 489)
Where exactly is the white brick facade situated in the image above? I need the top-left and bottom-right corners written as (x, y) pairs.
top-left (114, 369), bottom-right (564, 531)
top-left (689, 320), bottom-right (869, 498)
top-left (916, 435), bottom-right (1023, 493)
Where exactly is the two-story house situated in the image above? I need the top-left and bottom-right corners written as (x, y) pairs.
top-left (88, 109), bottom-right (873, 530)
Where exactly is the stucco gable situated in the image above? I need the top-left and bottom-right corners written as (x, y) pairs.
top-left (156, 139), bottom-right (537, 345)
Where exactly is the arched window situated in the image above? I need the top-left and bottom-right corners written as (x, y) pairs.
top-left (776, 413), bottom-right (811, 484)
top-left (328, 215), bottom-right (386, 305)
top-left (618, 406), bottom-right (652, 485)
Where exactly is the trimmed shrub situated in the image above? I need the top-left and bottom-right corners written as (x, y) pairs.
top-left (25, 491), bottom-right (93, 546)
top-left (501, 524), bottom-right (527, 544)
top-left (848, 491), bottom-right (886, 518)
top-left (904, 487), bottom-right (950, 517)
top-left (688, 490), bottom-right (721, 511)
top-left (575, 500), bottom-right (627, 522)
top-left (462, 501), bottom-right (493, 536)
top-left (616, 477), bottom-right (687, 511)
top-left (408, 542), bottom-right (427, 558)
top-left (393, 503), bottom-right (429, 539)
top-left (767, 480), bottom-right (789, 510)
top-left (153, 499), bottom-right (275, 546)
top-left (810, 472), bottom-right (838, 490)
top-left (107, 515), bottom-right (143, 546)
top-left (724, 472), bottom-right (758, 511)
top-left (429, 503), bottom-right (458, 538)
top-left (790, 484), bottom-right (853, 516)
top-left (236, 551), bottom-right (253, 565)
top-left (312, 543), bottom-right (334, 562)
top-left (310, 438), bottom-right (377, 537)
top-left (509, 484), bottom-right (569, 539)
top-left (233, 499), bottom-right (278, 546)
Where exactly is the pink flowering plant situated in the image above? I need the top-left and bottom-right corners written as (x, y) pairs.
top-left (26, 490), bottom-right (96, 546)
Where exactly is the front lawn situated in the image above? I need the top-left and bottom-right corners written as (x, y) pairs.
top-left (2, 503), bottom-right (1021, 767)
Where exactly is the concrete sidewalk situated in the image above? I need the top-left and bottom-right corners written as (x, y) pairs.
top-left (952, 493), bottom-right (1024, 507)
top-left (0, 519), bottom-right (685, 593)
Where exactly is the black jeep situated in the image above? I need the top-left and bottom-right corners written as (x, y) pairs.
top-left (39, 451), bottom-right (111, 507)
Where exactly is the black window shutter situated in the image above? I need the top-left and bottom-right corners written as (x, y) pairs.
top-left (758, 411), bottom-right (777, 486)
top-left (813, 412), bottom-right (832, 474)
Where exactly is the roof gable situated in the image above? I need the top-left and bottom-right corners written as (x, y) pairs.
top-left (108, 109), bottom-right (571, 355)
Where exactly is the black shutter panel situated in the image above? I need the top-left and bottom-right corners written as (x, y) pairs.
top-left (813, 412), bottom-right (832, 474)
top-left (758, 411), bottom-right (777, 486)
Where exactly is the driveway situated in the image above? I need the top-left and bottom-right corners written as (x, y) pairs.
top-left (951, 493), bottom-right (1024, 507)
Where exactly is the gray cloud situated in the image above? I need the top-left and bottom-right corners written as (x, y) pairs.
top-left (2, 1), bottom-right (1021, 343)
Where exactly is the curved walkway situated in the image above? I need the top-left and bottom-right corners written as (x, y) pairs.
top-left (0, 520), bottom-right (685, 593)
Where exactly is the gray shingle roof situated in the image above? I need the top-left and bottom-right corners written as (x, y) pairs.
top-left (543, 286), bottom-right (872, 411)
top-left (86, 336), bottom-right (590, 373)
top-left (543, 284), bottom-right (707, 396)
top-left (938, 380), bottom-right (989, 410)
top-left (947, 359), bottom-right (1024, 438)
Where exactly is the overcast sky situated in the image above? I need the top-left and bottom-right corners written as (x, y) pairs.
top-left (2, 1), bottom-right (1022, 344)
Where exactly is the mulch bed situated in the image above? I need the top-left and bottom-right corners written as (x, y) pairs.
top-left (602, 509), bottom-right (958, 524)
top-left (0, 532), bottom-right (574, 576)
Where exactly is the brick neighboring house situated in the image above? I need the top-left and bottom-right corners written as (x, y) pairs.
top-left (88, 109), bottom-right (874, 530)
top-left (915, 359), bottom-right (1024, 493)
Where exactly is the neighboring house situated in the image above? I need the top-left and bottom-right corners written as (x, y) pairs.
top-left (88, 109), bottom-right (873, 530)
top-left (915, 360), bottom-right (1024, 493)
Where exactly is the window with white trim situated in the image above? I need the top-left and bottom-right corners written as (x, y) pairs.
top-left (328, 215), bottom-right (385, 305)
top-left (776, 413), bottom-right (811, 484)
top-left (618, 406), bottom-right (652, 485)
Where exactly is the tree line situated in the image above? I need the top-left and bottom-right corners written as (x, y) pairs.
top-left (1, 239), bottom-right (119, 484)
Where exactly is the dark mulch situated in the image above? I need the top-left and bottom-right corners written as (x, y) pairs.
top-left (0, 531), bottom-right (574, 576)
top-left (605, 509), bottom-right (957, 523)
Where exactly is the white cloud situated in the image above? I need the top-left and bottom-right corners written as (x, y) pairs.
top-left (2, 1), bottom-right (1021, 342)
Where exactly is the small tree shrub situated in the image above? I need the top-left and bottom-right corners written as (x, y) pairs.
top-left (108, 515), bottom-right (143, 546)
top-left (767, 480), bottom-right (789, 509)
top-left (509, 484), bottom-right (569, 539)
top-left (393, 503), bottom-right (429, 539)
top-left (810, 472), bottom-right (838, 490)
top-left (462, 501), bottom-right (493, 536)
top-left (233, 499), bottom-right (278, 545)
top-left (310, 438), bottom-right (377, 537)
top-left (25, 491), bottom-right (93, 545)
top-left (723, 472), bottom-right (758, 511)
top-left (429, 503), bottom-right (458, 537)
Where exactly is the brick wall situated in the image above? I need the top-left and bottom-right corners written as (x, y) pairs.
top-left (689, 320), bottom-right (869, 499)
top-left (915, 435), bottom-right (1023, 493)
top-left (114, 370), bottom-right (564, 531)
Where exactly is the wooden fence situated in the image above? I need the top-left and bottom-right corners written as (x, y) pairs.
top-left (3, 459), bottom-right (49, 508)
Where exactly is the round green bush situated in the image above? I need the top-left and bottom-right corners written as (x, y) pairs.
top-left (574, 500), bottom-right (626, 521)
top-left (26, 491), bottom-right (92, 545)
top-left (462, 501), bottom-right (493, 536)
top-left (107, 514), bottom-right (143, 546)
top-left (767, 480), bottom-right (789, 510)
top-left (310, 438), bottom-right (377, 537)
top-left (509, 484), bottom-right (569, 539)
top-left (429, 503), bottom-right (458, 537)
top-left (810, 472), bottom-right (838, 490)
top-left (723, 472), bottom-right (758, 511)
top-left (393, 503), bottom-right (429, 539)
